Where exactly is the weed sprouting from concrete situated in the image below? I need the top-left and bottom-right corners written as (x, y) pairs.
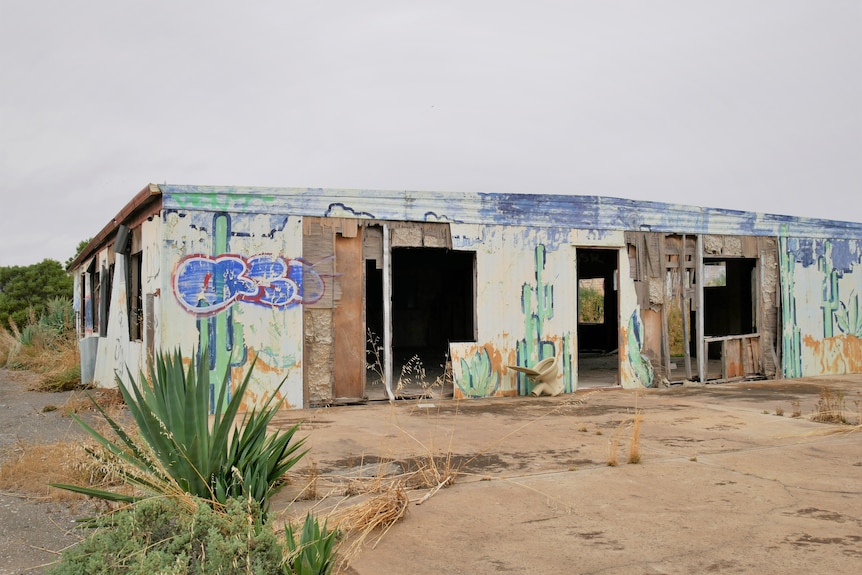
top-left (791, 400), bottom-right (802, 418)
top-left (811, 387), bottom-right (848, 424)
top-left (627, 412), bottom-right (643, 464)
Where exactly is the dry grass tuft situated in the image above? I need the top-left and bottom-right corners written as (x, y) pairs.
top-left (0, 440), bottom-right (123, 502)
top-left (294, 461), bottom-right (320, 501)
top-left (0, 321), bottom-right (82, 391)
top-left (775, 405), bottom-right (785, 417)
top-left (627, 412), bottom-right (643, 464)
top-left (409, 452), bottom-right (457, 492)
top-left (63, 388), bottom-right (126, 415)
top-left (606, 421), bottom-right (622, 467)
top-left (811, 387), bottom-right (848, 424)
top-left (791, 400), bottom-right (802, 418)
top-left (329, 481), bottom-right (410, 567)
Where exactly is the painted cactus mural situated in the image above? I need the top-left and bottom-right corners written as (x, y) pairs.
top-left (625, 310), bottom-right (654, 387)
top-left (835, 291), bottom-right (862, 337)
top-left (779, 235), bottom-right (803, 378)
top-left (169, 212), bottom-right (318, 411)
top-left (515, 244), bottom-right (574, 395)
top-left (456, 347), bottom-right (501, 398)
top-left (781, 237), bottom-right (862, 377)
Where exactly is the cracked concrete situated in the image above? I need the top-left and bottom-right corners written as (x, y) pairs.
top-left (270, 376), bottom-right (862, 574)
top-left (2, 370), bottom-right (860, 573)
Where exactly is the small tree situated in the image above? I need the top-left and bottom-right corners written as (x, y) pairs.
top-left (0, 259), bottom-right (73, 330)
top-left (64, 238), bottom-right (92, 270)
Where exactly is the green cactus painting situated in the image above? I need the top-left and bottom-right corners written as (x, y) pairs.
top-left (835, 291), bottom-right (862, 337)
top-left (819, 246), bottom-right (840, 339)
top-left (514, 244), bottom-right (573, 394)
top-left (625, 310), bottom-right (654, 387)
top-left (198, 213), bottom-right (247, 412)
top-left (456, 348), bottom-right (500, 398)
top-left (779, 234), bottom-right (802, 378)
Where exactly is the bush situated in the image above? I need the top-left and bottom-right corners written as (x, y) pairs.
top-left (0, 259), bottom-right (72, 331)
top-left (48, 497), bottom-right (284, 575)
top-left (54, 347), bottom-right (307, 516)
top-left (0, 297), bottom-right (81, 389)
top-left (50, 347), bottom-right (339, 574)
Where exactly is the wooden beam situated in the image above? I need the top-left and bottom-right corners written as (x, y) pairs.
top-left (696, 234), bottom-right (706, 382)
top-left (681, 234), bottom-right (692, 379)
top-left (382, 223), bottom-right (394, 401)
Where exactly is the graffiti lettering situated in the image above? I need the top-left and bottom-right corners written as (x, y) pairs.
top-left (173, 253), bottom-right (326, 317)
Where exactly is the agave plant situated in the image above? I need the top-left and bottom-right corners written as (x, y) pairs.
top-left (284, 514), bottom-right (338, 575)
top-left (53, 346), bottom-right (307, 517)
top-left (835, 291), bottom-right (862, 338)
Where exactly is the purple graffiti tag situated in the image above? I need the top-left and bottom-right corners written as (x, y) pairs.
top-left (289, 257), bottom-right (329, 305)
top-left (173, 254), bottom-right (257, 317)
top-left (244, 254), bottom-right (300, 308)
top-left (173, 253), bottom-right (329, 316)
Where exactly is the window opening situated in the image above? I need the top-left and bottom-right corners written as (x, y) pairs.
top-left (129, 252), bottom-right (143, 341)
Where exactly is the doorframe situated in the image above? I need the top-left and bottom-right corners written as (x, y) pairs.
top-left (575, 246), bottom-right (622, 388)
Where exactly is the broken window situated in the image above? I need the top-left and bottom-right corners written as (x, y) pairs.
top-left (129, 252), bottom-right (143, 341)
top-left (704, 262), bottom-right (727, 287)
top-left (91, 268), bottom-right (101, 336)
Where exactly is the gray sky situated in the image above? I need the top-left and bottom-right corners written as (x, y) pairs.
top-left (1, 0), bottom-right (860, 267)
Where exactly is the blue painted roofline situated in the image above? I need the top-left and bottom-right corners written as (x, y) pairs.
top-left (158, 185), bottom-right (862, 240)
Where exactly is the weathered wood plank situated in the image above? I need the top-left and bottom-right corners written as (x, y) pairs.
top-left (333, 231), bottom-right (365, 400)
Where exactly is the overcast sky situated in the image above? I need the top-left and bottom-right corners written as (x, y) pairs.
top-left (1, 0), bottom-right (860, 267)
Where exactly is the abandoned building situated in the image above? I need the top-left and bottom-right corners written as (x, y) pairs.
top-left (68, 184), bottom-right (862, 409)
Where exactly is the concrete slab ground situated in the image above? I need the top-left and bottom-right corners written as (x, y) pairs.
top-left (270, 376), bottom-right (862, 574)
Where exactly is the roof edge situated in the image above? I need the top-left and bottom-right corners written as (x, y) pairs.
top-left (67, 184), bottom-right (162, 271)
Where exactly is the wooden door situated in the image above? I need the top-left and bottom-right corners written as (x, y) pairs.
top-left (333, 230), bottom-right (365, 400)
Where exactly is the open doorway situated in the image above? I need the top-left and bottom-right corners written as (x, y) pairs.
top-left (701, 258), bottom-right (761, 380)
top-left (576, 248), bottom-right (619, 388)
top-left (366, 247), bottom-right (476, 398)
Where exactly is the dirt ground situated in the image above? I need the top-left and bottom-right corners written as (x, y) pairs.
top-left (1, 369), bottom-right (861, 574)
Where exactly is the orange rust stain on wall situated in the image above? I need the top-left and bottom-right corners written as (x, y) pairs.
top-left (231, 350), bottom-right (293, 411)
top-left (803, 334), bottom-right (862, 374)
top-left (484, 342), bottom-right (521, 397)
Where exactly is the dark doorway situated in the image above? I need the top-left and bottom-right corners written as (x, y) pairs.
top-left (372, 248), bottom-right (475, 392)
top-left (576, 248), bottom-right (619, 387)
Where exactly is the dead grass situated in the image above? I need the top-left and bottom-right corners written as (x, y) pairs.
top-left (627, 412), bottom-right (643, 464)
top-left (62, 388), bottom-right (126, 416)
top-left (607, 409), bottom-right (644, 466)
top-left (327, 481), bottom-right (410, 568)
top-left (0, 323), bottom-right (82, 391)
top-left (0, 440), bottom-right (122, 502)
top-left (811, 387), bottom-right (849, 424)
top-left (791, 400), bottom-right (802, 418)
top-left (606, 422), bottom-right (621, 466)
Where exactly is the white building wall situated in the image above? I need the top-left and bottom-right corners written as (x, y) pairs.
top-left (159, 209), bottom-right (306, 409)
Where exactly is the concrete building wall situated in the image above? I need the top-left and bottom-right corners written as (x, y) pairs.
top-left (449, 225), bottom-right (650, 397)
top-left (72, 185), bottom-right (862, 410)
top-left (781, 237), bottom-right (862, 377)
top-left (160, 208), bottom-right (309, 409)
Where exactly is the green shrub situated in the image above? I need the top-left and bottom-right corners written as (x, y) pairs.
top-left (578, 286), bottom-right (605, 324)
top-left (48, 497), bottom-right (284, 575)
top-left (53, 347), bottom-right (307, 516)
